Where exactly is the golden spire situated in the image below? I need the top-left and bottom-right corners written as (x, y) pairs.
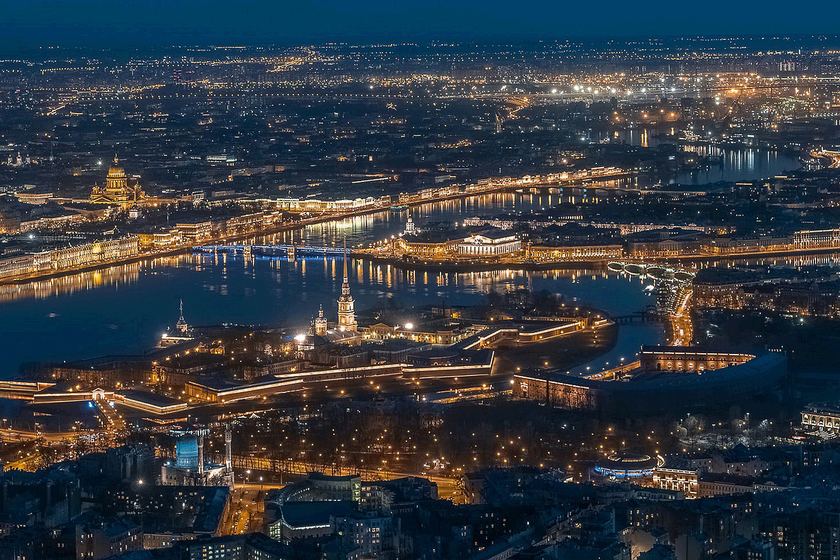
top-left (343, 236), bottom-right (348, 281)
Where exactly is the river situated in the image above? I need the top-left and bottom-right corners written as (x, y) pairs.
top-left (0, 148), bottom-right (802, 377)
top-left (0, 254), bottom-right (659, 377)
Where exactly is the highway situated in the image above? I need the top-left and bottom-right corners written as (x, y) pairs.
top-left (0, 428), bottom-right (77, 443)
top-left (810, 149), bottom-right (840, 169)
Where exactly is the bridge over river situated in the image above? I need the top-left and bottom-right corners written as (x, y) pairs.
top-left (195, 244), bottom-right (349, 259)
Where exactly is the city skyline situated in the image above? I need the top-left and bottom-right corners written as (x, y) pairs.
top-left (1, 10), bottom-right (840, 560)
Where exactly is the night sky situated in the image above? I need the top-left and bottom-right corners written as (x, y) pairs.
top-left (0, 0), bottom-right (836, 49)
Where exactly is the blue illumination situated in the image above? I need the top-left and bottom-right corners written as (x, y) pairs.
top-left (593, 466), bottom-right (653, 478)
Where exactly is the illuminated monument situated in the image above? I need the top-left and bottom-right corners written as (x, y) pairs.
top-left (90, 155), bottom-right (146, 207)
top-left (337, 243), bottom-right (357, 332)
top-left (161, 425), bottom-right (234, 487)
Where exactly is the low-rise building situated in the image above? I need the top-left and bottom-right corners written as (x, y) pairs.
top-left (75, 517), bottom-right (142, 560)
top-left (801, 403), bottom-right (840, 434)
top-left (456, 230), bottom-right (521, 256)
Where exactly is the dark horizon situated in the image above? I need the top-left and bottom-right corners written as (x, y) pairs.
top-left (1, 0), bottom-right (838, 52)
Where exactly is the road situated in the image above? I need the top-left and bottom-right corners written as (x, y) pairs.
top-left (668, 284), bottom-right (694, 346)
top-left (0, 429), bottom-right (77, 443)
top-left (218, 453), bottom-right (465, 503)
top-left (1, 441), bottom-right (40, 471)
top-left (218, 472), bottom-right (460, 537)
top-left (221, 488), bottom-right (265, 535)
top-left (811, 149), bottom-right (840, 169)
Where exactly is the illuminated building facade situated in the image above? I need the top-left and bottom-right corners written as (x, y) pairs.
top-left (273, 196), bottom-right (384, 213)
top-left (90, 156), bottom-right (146, 207)
top-left (791, 228), bottom-right (840, 249)
top-left (528, 244), bottom-right (624, 262)
top-left (0, 237), bottom-right (140, 281)
top-left (137, 228), bottom-right (182, 249)
top-left (49, 237), bottom-right (139, 271)
top-left (513, 351), bottom-right (786, 414)
top-left (594, 453), bottom-right (659, 479)
top-left (392, 237), bottom-right (454, 258)
top-left (314, 305), bottom-right (328, 336)
top-left (161, 428), bottom-right (234, 487)
top-left (652, 467), bottom-right (700, 497)
top-left (801, 403), bottom-right (840, 433)
top-left (364, 322), bottom-right (471, 345)
top-left (693, 282), bottom-right (746, 309)
top-left (337, 249), bottom-right (357, 332)
top-left (639, 347), bottom-right (754, 372)
top-left (456, 231), bottom-right (521, 256)
top-left (176, 221), bottom-right (213, 242)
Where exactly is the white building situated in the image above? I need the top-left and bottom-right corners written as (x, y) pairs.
top-left (456, 230), bottom-right (521, 256)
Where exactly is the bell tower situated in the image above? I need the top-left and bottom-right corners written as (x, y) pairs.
top-left (315, 305), bottom-right (328, 336)
top-left (337, 240), bottom-right (357, 332)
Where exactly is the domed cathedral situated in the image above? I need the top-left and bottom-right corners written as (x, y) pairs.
top-left (90, 155), bottom-right (146, 207)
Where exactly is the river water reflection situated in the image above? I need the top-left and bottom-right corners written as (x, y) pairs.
top-left (0, 254), bottom-right (660, 377)
top-left (0, 148), bottom-right (804, 377)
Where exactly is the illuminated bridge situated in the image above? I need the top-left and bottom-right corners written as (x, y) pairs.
top-left (195, 244), bottom-right (350, 258)
top-left (607, 261), bottom-right (695, 283)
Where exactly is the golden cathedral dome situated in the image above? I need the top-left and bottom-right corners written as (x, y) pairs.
top-left (107, 155), bottom-right (125, 177)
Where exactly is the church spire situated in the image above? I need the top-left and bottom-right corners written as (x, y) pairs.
top-left (337, 236), bottom-right (356, 332)
top-left (343, 236), bottom-right (348, 281)
top-left (176, 298), bottom-right (190, 334)
top-left (341, 236), bottom-right (351, 297)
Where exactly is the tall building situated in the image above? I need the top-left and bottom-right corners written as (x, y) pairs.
top-left (337, 245), bottom-right (357, 332)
